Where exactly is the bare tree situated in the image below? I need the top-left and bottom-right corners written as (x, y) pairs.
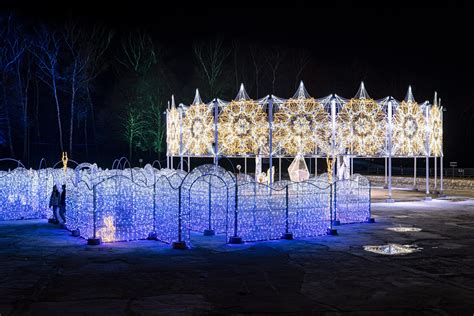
top-left (30, 26), bottom-right (64, 153)
top-left (250, 44), bottom-right (265, 98)
top-left (265, 48), bottom-right (286, 94)
top-left (292, 49), bottom-right (310, 89)
top-left (115, 30), bottom-right (156, 76)
top-left (193, 39), bottom-right (230, 97)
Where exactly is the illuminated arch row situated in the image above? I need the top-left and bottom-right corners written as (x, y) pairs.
top-left (429, 104), bottom-right (443, 157)
top-left (392, 100), bottom-right (426, 156)
top-left (166, 107), bottom-right (180, 155)
top-left (273, 98), bottom-right (330, 155)
top-left (182, 103), bottom-right (214, 155)
top-left (336, 98), bottom-right (387, 156)
top-left (218, 100), bottom-right (268, 155)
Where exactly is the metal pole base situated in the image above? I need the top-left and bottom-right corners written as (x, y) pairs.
top-left (203, 229), bottom-right (215, 236)
top-left (71, 229), bottom-right (80, 237)
top-left (437, 192), bottom-right (446, 198)
top-left (411, 187), bottom-right (419, 192)
top-left (228, 236), bottom-right (244, 244)
top-left (281, 232), bottom-right (293, 240)
top-left (366, 217), bottom-right (376, 223)
top-left (424, 196), bottom-right (432, 201)
top-left (59, 223), bottom-right (67, 229)
top-left (147, 232), bottom-right (157, 240)
top-left (172, 241), bottom-right (188, 250)
top-left (87, 238), bottom-right (101, 246)
top-left (48, 218), bottom-right (58, 224)
top-left (326, 228), bottom-right (338, 236)
top-left (383, 185), bottom-right (388, 189)
top-left (385, 198), bottom-right (395, 203)
top-left (332, 220), bottom-right (341, 226)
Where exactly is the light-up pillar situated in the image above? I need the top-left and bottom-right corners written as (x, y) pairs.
top-left (387, 99), bottom-right (394, 202)
top-left (268, 96), bottom-right (274, 185)
top-left (384, 157), bottom-right (387, 188)
top-left (440, 102), bottom-right (444, 196)
top-left (330, 97), bottom-right (337, 180)
top-left (315, 157), bottom-right (318, 177)
top-left (434, 156), bottom-right (437, 192)
top-left (424, 103), bottom-right (431, 200)
top-left (213, 99), bottom-right (218, 166)
top-left (179, 106), bottom-right (184, 172)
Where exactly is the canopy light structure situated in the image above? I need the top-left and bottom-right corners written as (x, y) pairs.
top-left (166, 82), bottom-right (444, 159)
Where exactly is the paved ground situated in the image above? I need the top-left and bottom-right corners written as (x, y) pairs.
top-left (1, 191), bottom-right (474, 315)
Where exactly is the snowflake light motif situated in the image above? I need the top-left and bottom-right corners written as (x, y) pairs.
top-left (429, 103), bottom-right (442, 157)
top-left (218, 99), bottom-right (268, 155)
top-left (274, 98), bottom-right (330, 155)
top-left (166, 104), bottom-right (180, 156)
top-left (392, 100), bottom-right (426, 156)
top-left (183, 92), bottom-right (214, 155)
top-left (337, 98), bottom-right (386, 156)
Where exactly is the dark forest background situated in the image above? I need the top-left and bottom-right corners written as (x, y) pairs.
top-left (0, 4), bottom-right (472, 168)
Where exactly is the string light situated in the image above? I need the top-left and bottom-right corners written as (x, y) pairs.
top-left (274, 97), bottom-right (330, 155)
top-left (392, 100), bottom-right (426, 156)
top-left (182, 102), bottom-right (214, 155)
top-left (337, 98), bottom-right (387, 156)
top-left (429, 103), bottom-right (443, 157)
top-left (166, 106), bottom-right (180, 156)
top-left (218, 99), bottom-right (268, 155)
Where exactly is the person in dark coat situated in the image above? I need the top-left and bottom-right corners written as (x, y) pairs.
top-left (49, 185), bottom-right (60, 223)
top-left (58, 184), bottom-right (67, 224)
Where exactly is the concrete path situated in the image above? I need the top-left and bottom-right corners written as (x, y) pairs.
top-left (1, 196), bottom-right (473, 315)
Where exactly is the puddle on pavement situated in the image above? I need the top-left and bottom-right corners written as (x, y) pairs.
top-left (386, 226), bottom-right (422, 232)
top-left (393, 215), bottom-right (410, 218)
top-left (363, 243), bottom-right (422, 255)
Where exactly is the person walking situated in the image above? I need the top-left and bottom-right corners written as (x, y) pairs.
top-left (59, 184), bottom-right (67, 224)
top-left (49, 185), bottom-right (60, 224)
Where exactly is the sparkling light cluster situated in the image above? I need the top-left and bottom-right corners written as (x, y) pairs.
top-left (429, 103), bottom-right (443, 157)
top-left (218, 99), bottom-right (268, 155)
top-left (166, 106), bottom-right (180, 155)
top-left (337, 98), bottom-right (387, 156)
top-left (273, 97), bottom-right (330, 155)
top-left (182, 102), bottom-right (214, 155)
top-left (2, 163), bottom-right (371, 246)
top-left (392, 100), bottom-right (427, 156)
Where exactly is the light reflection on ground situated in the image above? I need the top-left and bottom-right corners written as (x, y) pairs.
top-left (386, 226), bottom-right (422, 232)
top-left (363, 243), bottom-right (422, 255)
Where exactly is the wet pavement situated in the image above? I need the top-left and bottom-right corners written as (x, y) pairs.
top-left (1, 193), bottom-right (473, 315)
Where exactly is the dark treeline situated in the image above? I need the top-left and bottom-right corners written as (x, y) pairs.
top-left (0, 7), bottom-right (472, 167)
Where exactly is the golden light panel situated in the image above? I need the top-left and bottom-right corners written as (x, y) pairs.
top-left (429, 104), bottom-right (443, 157)
top-left (182, 103), bottom-right (214, 155)
top-left (336, 98), bottom-right (386, 156)
top-left (392, 100), bottom-right (426, 156)
top-left (218, 100), bottom-right (268, 155)
top-left (274, 98), bottom-right (331, 155)
top-left (166, 107), bottom-right (180, 155)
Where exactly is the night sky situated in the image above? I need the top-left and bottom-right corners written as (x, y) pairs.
top-left (2, 2), bottom-right (473, 166)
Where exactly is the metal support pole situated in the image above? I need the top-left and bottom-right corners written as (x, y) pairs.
top-left (434, 156), bottom-right (437, 192)
top-left (387, 99), bottom-right (394, 202)
top-left (172, 186), bottom-right (187, 249)
top-left (384, 157), bottom-right (387, 188)
top-left (179, 107), bottom-right (184, 172)
top-left (279, 157), bottom-right (282, 181)
top-left (425, 104), bottom-right (431, 200)
top-left (229, 183), bottom-right (243, 244)
top-left (268, 97), bottom-right (274, 185)
top-left (204, 179), bottom-right (214, 236)
top-left (315, 157), bottom-right (318, 177)
top-left (213, 99), bottom-right (218, 166)
top-left (87, 185), bottom-right (100, 245)
top-left (413, 157), bottom-right (417, 190)
top-left (244, 156), bottom-right (247, 175)
top-left (440, 155), bottom-right (444, 195)
top-left (282, 185), bottom-right (293, 239)
top-left (188, 156), bottom-right (191, 173)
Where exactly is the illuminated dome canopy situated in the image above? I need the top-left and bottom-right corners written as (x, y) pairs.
top-left (166, 82), bottom-right (443, 159)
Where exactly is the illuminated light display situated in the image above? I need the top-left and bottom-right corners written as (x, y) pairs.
top-left (1, 163), bottom-right (370, 246)
top-left (166, 96), bottom-right (181, 156)
top-left (392, 87), bottom-right (427, 156)
top-left (429, 101), bottom-right (443, 157)
top-left (218, 85), bottom-right (268, 155)
top-left (182, 90), bottom-right (214, 155)
top-left (273, 83), bottom-right (330, 155)
top-left (336, 84), bottom-right (387, 156)
top-left (288, 155), bottom-right (310, 182)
